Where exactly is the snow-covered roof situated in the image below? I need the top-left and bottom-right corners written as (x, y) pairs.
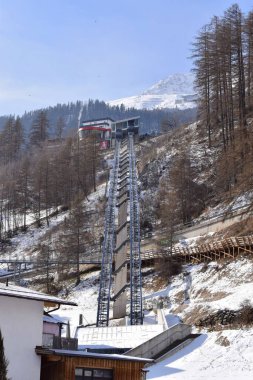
top-left (77, 324), bottom-right (164, 349)
top-left (0, 283), bottom-right (77, 306)
top-left (36, 347), bottom-right (153, 363)
top-left (43, 314), bottom-right (67, 324)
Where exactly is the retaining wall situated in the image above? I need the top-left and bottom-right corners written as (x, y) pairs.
top-left (125, 323), bottom-right (191, 359)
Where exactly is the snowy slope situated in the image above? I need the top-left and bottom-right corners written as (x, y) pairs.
top-left (49, 256), bottom-right (253, 379)
top-left (143, 258), bottom-right (253, 325)
top-left (108, 73), bottom-right (197, 110)
top-left (142, 257), bottom-right (253, 378)
top-left (2, 127), bottom-right (252, 379)
top-left (147, 329), bottom-right (253, 380)
top-left (2, 178), bottom-right (252, 378)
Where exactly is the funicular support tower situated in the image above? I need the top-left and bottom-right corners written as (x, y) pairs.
top-left (128, 134), bottom-right (143, 325)
top-left (96, 140), bottom-right (121, 327)
top-left (112, 139), bottom-right (129, 319)
top-left (96, 117), bottom-right (142, 327)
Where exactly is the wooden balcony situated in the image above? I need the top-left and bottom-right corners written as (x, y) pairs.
top-left (42, 333), bottom-right (78, 350)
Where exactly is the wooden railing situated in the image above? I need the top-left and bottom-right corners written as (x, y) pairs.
top-left (140, 235), bottom-right (253, 264)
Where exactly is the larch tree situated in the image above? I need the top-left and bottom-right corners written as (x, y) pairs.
top-left (16, 156), bottom-right (31, 231)
top-left (56, 196), bottom-right (92, 285)
top-left (192, 24), bottom-right (213, 146)
top-left (245, 11), bottom-right (253, 110)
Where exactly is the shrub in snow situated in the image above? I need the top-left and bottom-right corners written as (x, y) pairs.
top-left (238, 300), bottom-right (253, 325)
top-left (155, 257), bottom-right (182, 282)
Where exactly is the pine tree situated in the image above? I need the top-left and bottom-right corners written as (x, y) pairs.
top-left (0, 328), bottom-right (8, 380)
top-left (30, 111), bottom-right (49, 146)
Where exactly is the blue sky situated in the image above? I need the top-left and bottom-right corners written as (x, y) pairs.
top-left (0, 0), bottom-right (253, 115)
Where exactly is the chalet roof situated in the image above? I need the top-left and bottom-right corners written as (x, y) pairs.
top-left (36, 347), bottom-right (153, 363)
top-left (0, 283), bottom-right (77, 307)
top-left (81, 117), bottom-right (115, 124)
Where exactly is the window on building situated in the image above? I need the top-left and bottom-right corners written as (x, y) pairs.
top-left (75, 368), bottom-right (113, 380)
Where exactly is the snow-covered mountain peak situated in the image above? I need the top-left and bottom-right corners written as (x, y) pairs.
top-left (143, 73), bottom-right (195, 96)
top-left (108, 73), bottom-right (197, 111)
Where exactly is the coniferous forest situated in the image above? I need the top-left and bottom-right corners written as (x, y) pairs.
top-left (0, 99), bottom-right (196, 137)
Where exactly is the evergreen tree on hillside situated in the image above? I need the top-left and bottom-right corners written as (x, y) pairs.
top-left (55, 116), bottom-right (65, 139)
top-left (0, 117), bottom-right (14, 164)
top-left (0, 328), bottom-right (8, 380)
top-left (30, 111), bottom-right (49, 146)
top-left (0, 99), bottom-right (196, 137)
top-left (0, 116), bottom-right (24, 164)
top-left (13, 116), bottom-right (24, 158)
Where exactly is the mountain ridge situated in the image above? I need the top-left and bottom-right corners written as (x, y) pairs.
top-left (108, 73), bottom-right (197, 110)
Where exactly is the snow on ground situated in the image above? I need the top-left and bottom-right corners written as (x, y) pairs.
top-left (0, 183), bottom-right (106, 264)
top-left (52, 254), bottom-right (253, 339)
top-left (1, 210), bottom-right (68, 261)
top-left (2, 158), bottom-right (252, 378)
top-left (188, 190), bottom-right (253, 229)
top-left (147, 328), bottom-right (253, 380)
top-left (85, 183), bottom-right (106, 211)
top-left (1, 207), bottom-right (59, 232)
top-left (174, 234), bottom-right (214, 249)
top-left (143, 257), bottom-right (253, 325)
top-left (142, 257), bottom-right (253, 379)
top-left (47, 254), bottom-right (253, 380)
top-left (53, 269), bottom-right (162, 337)
top-left (13, 220), bottom-right (251, 379)
top-left (52, 269), bottom-right (100, 336)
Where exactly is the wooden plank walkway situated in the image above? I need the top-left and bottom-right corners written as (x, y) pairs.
top-left (141, 235), bottom-right (253, 264)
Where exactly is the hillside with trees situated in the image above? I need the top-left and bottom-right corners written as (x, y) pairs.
top-left (0, 96), bottom-right (195, 247)
top-left (1, 3), bottom-right (253, 278)
top-left (192, 3), bottom-right (253, 202)
top-left (0, 99), bottom-right (196, 139)
top-left (137, 4), bottom-right (253, 245)
top-left (0, 133), bottom-right (101, 241)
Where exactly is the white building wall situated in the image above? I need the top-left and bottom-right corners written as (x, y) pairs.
top-left (0, 296), bottom-right (43, 380)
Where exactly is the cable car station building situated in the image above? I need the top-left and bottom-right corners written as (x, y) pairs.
top-left (78, 117), bottom-right (140, 149)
